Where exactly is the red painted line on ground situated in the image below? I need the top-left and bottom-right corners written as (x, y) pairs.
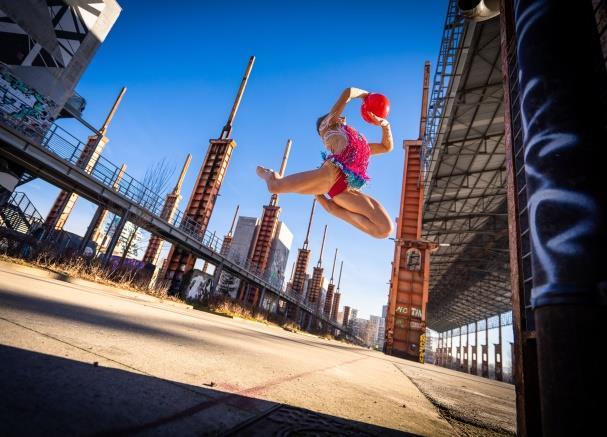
top-left (100, 355), bottom-right (368, 436)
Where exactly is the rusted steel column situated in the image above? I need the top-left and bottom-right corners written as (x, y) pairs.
top-left (165, 138), bottom-right (236, 293)
top-left (323, 248), bottom-right (338, 320)
top-left (166, 57), bottom-right (255, 294)
top-left (246, 140), bottom-right (291, 306)
top-left (79, 163), bottom-right (127, 253)
top-left (45, 87), bottom-right (126, 232)
top-left (220, 204), bottom-right (239, 256)
top-left (512, 1), bottom-right (606, 433)
top-left (306, 225), bottom-right (326, 305)
top-left (331, 261), bottom-right (343, 324)
top-left (498, 0), bottom-right (541, 433)
top-left (386, 61), bottom-right (435, 360)
top-left (287, 199), bottom-right (316, 320)
top-left (342, 304), bottom-right (350, 328)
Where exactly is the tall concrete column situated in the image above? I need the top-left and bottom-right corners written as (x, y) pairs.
top-left (494, 314), bottom-right (503, 381)
top-left (220, 204), bottom-right (239, 256)
top-left (323, 248), bottom-right (338, 322)
top-left (102, 211), bottom-right (128, 265)
top-left (481, 318), bottom-right (489, 378)
top-left (166, 56), bottom-right (255, 294)
top-left (287, 199), bottom-right (316, 320)
top-left (511, 1), bottom-right (606, 433)
top-left (463, 325), bottom-right (469, 373)
top-left (472, 321), bottom-right (478, 375)
top-left (245, 139), bottom-right (291, 306)
top-left (79, 163), bottom-right (127, 253)
top-left (46, 87), bottom-right (126, 233)
top-left (386, 62), bottom-right (436, 360)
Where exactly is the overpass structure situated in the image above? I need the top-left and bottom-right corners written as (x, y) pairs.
top-left (0, 86), bottom-right (347, 334)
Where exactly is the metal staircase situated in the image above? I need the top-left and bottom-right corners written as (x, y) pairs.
top-left (0, 191), bottom-right (44, 235)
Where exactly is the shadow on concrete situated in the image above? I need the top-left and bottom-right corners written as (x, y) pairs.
top-left (0, 345), bottom-right (415, 436)
top-left (0, 288), bottom-right (195, 343)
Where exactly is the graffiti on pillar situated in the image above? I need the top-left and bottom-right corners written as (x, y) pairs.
top-left (186, 271), bottom-right (213, 301)
top-left (0, 65), bottom-right (56, 139)
top-left (411, 307), bottom-right (422, 318)
top-left (515, 0), bottom-right (601, 307)
top-left (395, 305), bottom-right (408, 314)
top-left (394, 318), bottom-right (405, 328)
top-left (405, 248), bottom-right (422, 271)
top-left (410, 320), bottom-right (424, 330)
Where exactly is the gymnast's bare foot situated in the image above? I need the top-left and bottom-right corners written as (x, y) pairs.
top-left (256, 166), bottom-right (281, 192)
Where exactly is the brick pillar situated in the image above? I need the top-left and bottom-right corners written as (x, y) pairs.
top-left (45, 135), bottom-right (109, 232)
top-left (323, 283), bottom-right (335, 319)
top-left (165, 139), bottom-right (235, 294)
top-left (331, 292), bottom-right (341, 322)
top-left (246, 204), bottom-right (280, 305)
top-left (142, 193), bottom-right (180, 265)
top-left (386, 62), bottom-right (435, 360)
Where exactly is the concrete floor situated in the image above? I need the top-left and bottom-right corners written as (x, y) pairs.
top-left (0, 262), bottom-right (516, 436)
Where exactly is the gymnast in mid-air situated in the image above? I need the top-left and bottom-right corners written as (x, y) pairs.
top-left (256, 87), bottom-right (394, 239)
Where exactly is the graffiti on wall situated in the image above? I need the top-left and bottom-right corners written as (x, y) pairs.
top-left (0, 65), bottom-right (56, 139)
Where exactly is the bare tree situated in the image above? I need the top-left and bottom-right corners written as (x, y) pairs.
top-left (118, 158), bottom-right (175, 264)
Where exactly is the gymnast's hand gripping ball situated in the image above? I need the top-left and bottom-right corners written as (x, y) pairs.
top-left (361, 93), bottom-right (390, 125)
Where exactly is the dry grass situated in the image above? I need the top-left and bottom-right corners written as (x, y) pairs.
top-left (0, 235), bottom-right (354, 343)
top-left (0, 247), bottom-right (177, 302)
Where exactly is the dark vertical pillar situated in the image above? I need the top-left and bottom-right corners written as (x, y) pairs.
top-left (482, 319), bottom-right (489, 378)
top-left (463, 325), bottom-right (469, 373)
top-left (495, 314), bottom-right (503, 381)
top-left (102, 212), bottom-right (128, 265)
top-left (471, 321), bottom-right (478, 375)
top-left (512, 1), bottom-right (607, 433)
top-left (456, 328), bottom-right (461, 369)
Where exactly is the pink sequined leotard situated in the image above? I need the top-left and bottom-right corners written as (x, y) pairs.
top-left (321, 124), bottom-right (371, 198)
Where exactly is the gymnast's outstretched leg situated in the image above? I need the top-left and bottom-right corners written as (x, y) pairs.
top-left (256, 164), bottom-right (338, 195)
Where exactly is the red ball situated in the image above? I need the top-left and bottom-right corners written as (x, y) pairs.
top-left (361, 93), bottom-right (390, 125)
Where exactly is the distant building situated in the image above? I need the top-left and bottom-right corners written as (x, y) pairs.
top-left (265, 221), bottom-right (293, 289)
top-left (350, 309), bottom-right (358, 324)
top-left (369, 315), bottom-right (381, 349)
top-left (382, 304), bottom-right (388, 318)
top-left (228, 216), bottom-right (258, 265)
top-left (378, 315), bottom-right (386, 351)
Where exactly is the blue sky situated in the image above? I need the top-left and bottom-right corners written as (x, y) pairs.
top-left (22, 0), bottom-right (448, 319)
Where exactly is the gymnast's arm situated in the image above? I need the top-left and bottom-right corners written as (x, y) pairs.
top-left (368, 118), bottom-right (393, 155)
top-left (328, 87), bottom-right (370, 120)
